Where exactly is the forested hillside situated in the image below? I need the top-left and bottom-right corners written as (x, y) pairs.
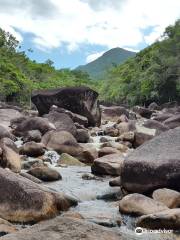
top-left (76, 48), bottom-right (136, 79)
top-left (0, 29), bottom-right (92, 105)
top-left (0, 19), bottom-right (179, 107)
top-left (97, 20), bottom-right (180, 105)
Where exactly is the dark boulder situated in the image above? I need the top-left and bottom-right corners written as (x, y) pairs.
top-left (31, 87), bottom-right (101, 127)
top-left (133, 106), bottom-right (153, 119)
top-left (121, 127), bottom-right (180, 193)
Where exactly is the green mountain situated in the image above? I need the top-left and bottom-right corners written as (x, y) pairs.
top-left (97, 19), bottom-right (180, 105)
top-left (76, 48), bottom-right (136, 79)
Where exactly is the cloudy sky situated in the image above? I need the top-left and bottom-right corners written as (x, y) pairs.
top-left (0, 0), bottom-right (180, 69)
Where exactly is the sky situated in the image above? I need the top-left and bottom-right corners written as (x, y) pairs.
top-left (0, 0), bottom-right (180, 69)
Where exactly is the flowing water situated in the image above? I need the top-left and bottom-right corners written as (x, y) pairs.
top-left (15, 131), bottom-right (178, 240)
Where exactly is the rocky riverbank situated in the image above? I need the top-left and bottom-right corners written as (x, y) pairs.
top-left (0, 87), bottom-right (179, 239)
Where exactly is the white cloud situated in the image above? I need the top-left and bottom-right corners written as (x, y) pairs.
top-left (0, 0), bottom-right (179, 51)
top-left (123, 47), bottom-right (139, 53)
top-left (144, 26), bottom-right (165, 45)
top-left (86, 51), bottom-right (105, 63)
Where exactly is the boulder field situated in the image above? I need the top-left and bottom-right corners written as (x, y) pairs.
top-left (0, 93), bottom-right (180, 239)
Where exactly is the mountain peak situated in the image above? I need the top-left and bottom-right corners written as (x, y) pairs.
top-left (76, 47), bottom-right (136, 79)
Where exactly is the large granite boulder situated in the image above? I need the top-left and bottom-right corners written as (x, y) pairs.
top-left (13, 117), bottom-right (55, 136)
top-left (137, 208), bottom-right (180, 230)
top-left (0, 138), bottom-right (21, 173)
top-left (0, 145), bottom-right (21, 173)
top-left (91, 153), bottom-right (124, 176)
top-left (101, 106), bottom-right (129, 121)
top-left (27, 167), bottom-right (62, 182)
top-left (31, 87), bottom-right (101, 127)
top-left (42, 130), bottom-right (83, 157)
top-left (1, 217), bottom-right (122, 240)
top-left (43, 112), bottom-right (77, 136)
top-left (19, 142), bottom-right (45, 157)
top-left (0, 168), bottom-right (77, 223)
top-left (121, 127), bottom-right (180, 193)
top-left (152, 188), bottom-right (180, 208)
top-left (119, 193), bottom-right (168, 215)
top-left (163, 114), bottom-right (180, 129)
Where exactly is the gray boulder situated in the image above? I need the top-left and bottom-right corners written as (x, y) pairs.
top-left (101, 106), bottom-right (129, 121)
top-left (44, 112), bottom-right (77, 136)
top-left (121, 127), bottom-right (180, 193)
top-left (13, 117), bottom-right (55, 136)
top-left (163, 114), bottom-right (180, 129)
top-left (1, 217), bottom-right (122, 240)
top-left (42, 130), bottom-right (83, 158)
top-left (27, 167), bottom-right (62, 181)
top-left (91, 153), bottom-right (124, 176)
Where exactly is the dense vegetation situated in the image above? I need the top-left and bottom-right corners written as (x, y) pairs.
top-left (76, 48), bottom-right (135, 79)
top-left (98, 20), bottom-right (180, 105)
top-left (0, 29), bottom-right (93, 105)
top-left (0, 19), bottom-right (179, 107)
